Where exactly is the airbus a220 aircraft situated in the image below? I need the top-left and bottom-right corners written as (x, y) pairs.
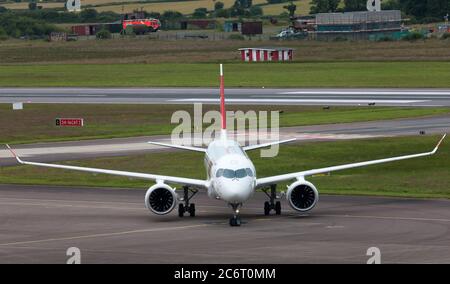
top-left (6, 64), bottom-right (446, 226)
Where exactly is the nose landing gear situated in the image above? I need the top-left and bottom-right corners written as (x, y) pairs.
top-left (178, 186), bottom-right (198, 217)
top-left (263, 184), bottom-right (281, 216)
top-left (229, 203), bottom-right (242, 226)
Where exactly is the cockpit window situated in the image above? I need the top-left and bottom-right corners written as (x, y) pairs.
top-left (217, 168), bottom-right (252, 179)
top-left (216, 168), bottom-right (224, 178)
top-left (223, 169), bottom-right (235, 179)
top-left (235, 169), bottom-right (247, 179)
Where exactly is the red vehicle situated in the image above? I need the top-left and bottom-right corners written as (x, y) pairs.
top-left (122, 18), bottom-right (161, 32)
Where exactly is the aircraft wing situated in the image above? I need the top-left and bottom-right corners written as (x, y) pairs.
top-left (256, 134), bottom-right (446, 187)
top-left (243, 138), bottom-right (297, 151)
top-left (5, 145), bottom-right (209, 189)
top-left (148, 141), bottom-right (206, 153)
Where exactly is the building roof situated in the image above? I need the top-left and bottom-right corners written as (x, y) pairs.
top-left (238, 47), bottom-right (294, 51)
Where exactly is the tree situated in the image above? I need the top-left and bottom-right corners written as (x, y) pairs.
top-left (214, 1), bottom-right (224, 10)
top-left (426, 0), bottom-right (449, 18)
top-left (343, 0), bottom-right (366, 11)
top-left (310, 0), bottom-right (341, 14)
top-left (192, 7), bottom-right (208, 18)
top-left (249, 5), bottom-right (263, 16)
top-left (162, 10), bottom-right (183, 19)
top-left (283, 1), bottom-right (297, 17)
top-left (234, 0), bottom-right (252, 9)
top-left (381, 0), bottom-right (400, 10)
top-left (216, 8), bottom-right (231, 17)
top-left (80, 9), bottom-right (98, 22)
top-left (399, 0), bottom-right (449, 21)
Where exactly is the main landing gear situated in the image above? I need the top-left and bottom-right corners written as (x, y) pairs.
top-left (178, 186), bottom-right (198, 217)
top-left (229, 203), bottom-right (242, 227)
top-left (263, 184), bottom-right (281, 216)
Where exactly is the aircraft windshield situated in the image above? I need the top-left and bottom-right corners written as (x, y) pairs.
top-left (216, 168), bottom-right (253, 179)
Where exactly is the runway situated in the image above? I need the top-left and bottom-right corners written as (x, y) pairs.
top-left (2, 88), bottom-right (450, 106)
top-left (0, 184), bottom-right (449, 264)
top-left (1, 115), bottom-right (449, 166)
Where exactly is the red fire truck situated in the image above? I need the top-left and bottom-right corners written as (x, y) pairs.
top-left (122, 18), bottom-right (161, 33)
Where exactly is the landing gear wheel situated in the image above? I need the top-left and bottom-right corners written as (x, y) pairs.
top-left (229, 216), bottom-right (241, 227)
top-left (264, 201), bottom-right (270, 216)
top-left (178, 204), bottom-right (184, 217)
top-left (189, 204), bottom-right (196, 217)
top-left (275, 201), bottom-right (281, 215)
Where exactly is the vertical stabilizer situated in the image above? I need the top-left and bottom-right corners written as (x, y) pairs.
top-left (219, 64), bottom-right (227, 140)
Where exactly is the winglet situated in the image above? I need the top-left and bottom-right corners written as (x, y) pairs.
top-left (5, 144), bottom-right (24, 164)
top-left (432, 134), bottom-right (446, 154)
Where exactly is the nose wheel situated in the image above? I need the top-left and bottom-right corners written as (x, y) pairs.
top-left (263, 184), bottom-right (281, 216)
top-left (229, 203), bottom-right (242, 226)
top-left (178, 186), bottom-right (198, 217)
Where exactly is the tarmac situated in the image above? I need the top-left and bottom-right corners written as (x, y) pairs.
top-left (0, 184), bottom-right (449, 264)
top-left (2, 87), bottom-right (450, 106)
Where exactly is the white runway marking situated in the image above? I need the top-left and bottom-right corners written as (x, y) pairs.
top-left (0, 224), bottom-right (208, 247)
top-left (171, 98), bottom-right (428, 104)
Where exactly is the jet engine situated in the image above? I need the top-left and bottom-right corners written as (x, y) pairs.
top-left (145, 183), bottom-right (178, 215)
top-left (286, 180), bottom-right (319, 212)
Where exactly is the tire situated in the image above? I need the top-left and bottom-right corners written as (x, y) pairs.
top-left (229, 216), bottom-right (241, 227)
top-left (275, 201), bottom-right (281, 215)
top-left (189, 204), bottom-right (196, 217)
top-left (264, 201), bottom-right (270, 216)
top-left (178, 204), bottom-right (184, 217)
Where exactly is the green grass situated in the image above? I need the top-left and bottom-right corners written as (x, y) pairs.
top-left (0, 135), bottom-right (448, 198)
top-left (1, 103), bottom-right (449, 144)
top-left (1, 62), bottom-right (450, 87)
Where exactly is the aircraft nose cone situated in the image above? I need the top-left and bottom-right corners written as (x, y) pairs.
top-left (219, 179), bottom-right (254, 203)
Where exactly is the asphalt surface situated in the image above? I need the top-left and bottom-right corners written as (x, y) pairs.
top-left (1, 115), bottom-right (448, 166)
top-left (0, 184), bottom-right (449, 264)
top-left (2, 88), bottom-right (450, 106)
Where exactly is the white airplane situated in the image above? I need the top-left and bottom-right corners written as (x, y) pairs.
top-left (6, 64), bottom-right (447, 226)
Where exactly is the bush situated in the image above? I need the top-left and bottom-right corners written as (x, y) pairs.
top-left (0, 14), bottom-right (58, 38)
top-left (377, 36), bottom-right (393, 42)
top-left (228, 34), bottom-right (245, 40)
top-left (332, 36), bottom-right (348, 42)
top-left (192, 7), bottom-right (208, 18)
top-left (96, 29), bottom-right (111, 39)
top-left (0, 26), bottom-right (8, 40)
top-left (402, 31), bottom-right (425, 41)
top-left (215, 8), bottom-right (230, 18)
top-left (441, 33), bottom-right (450, 40)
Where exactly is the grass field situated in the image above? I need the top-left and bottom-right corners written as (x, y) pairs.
top-left (1, 103), bottom-right (448, 144)
top-left (1, 0), bottom-right (303, 14)
top-left (2, 39), bottom-right (450, 65)
top-left (1, 135), bottom-right (448, 198)
top-left (94, 0), bottom-right (268, 13)
top-left (0, 62), bottom-right (449, 88)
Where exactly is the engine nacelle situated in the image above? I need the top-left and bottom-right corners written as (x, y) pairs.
top-left (145, 183), bottom-right (178, 215)
top-left (286, 180), bottom-right (319, 212)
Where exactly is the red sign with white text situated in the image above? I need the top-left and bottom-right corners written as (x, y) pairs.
top-left (56, 118), bottom-right (84, 127)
